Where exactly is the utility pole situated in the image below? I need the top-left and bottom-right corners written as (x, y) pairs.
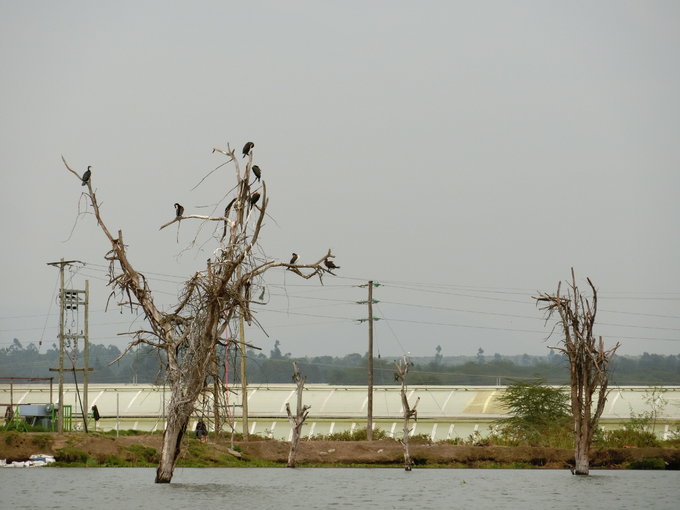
top-left (47, 259), bottom-right (77, 433)
top-left (239, 312), bottom-right (249, 439)
top-left (83, 280), bottom-right (90, 431)
top-left (358, 281), bottom-right (380, 440)
top-left (47, 260), bottom-right (91, 433)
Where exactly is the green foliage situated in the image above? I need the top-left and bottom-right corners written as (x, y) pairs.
top-left (55, 446), bottom-right (89, 464)
top-left (30, 433), bottom-right (52, 450)
top-left (627, 387), bottom-right (668, 434)
top-left (3, 431), bottom-right (21, 446)
top-left (126, 444), bottom-right (159, 463)
top-left (661, 426), bottom-right (680, 447)
top-left (102, 428), bottom-right (151, 436)
top-left (1, 340), bottom-right (679, 385)
top-left (598, 428), bottom-right (661, 448)
top-left (409, 433), bottom-right (434, 444)
top-left (438, 437), bottom-right (466, 445)
top-left (102, 455), bottom-right (131, 467)
top-left (498, 379), bottom-right (570, 420)
top-left (495, 379), bottom-right (572, 447)
top-left (322, 427), bottom-right (388, 441)
top-left (628, 457), bottom-right (666, 470)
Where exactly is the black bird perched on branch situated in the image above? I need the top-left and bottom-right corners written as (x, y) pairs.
top-left (324, 258), bottom-right (340, 270)
top-left (174, 203), bottom-right (184, 217)
top-left (242, 141), bottom-right (254, 158)
top-left (221, 197), bottom-right (237, 241)
top-left (289, 253), bottom-right (299, 265)
top-left (224, 197), bottom-right (237, 218)
top-left (252, 165), bottom-right (261, 182)
top-left (81, 166), bottom-right (91, 186)
top-left (249, 192), bottom-right (261, 210)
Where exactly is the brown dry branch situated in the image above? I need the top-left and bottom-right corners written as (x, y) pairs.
top-left (159, 214), bottom-right (233, 231)
top-left (533, 268), bottom-right (619, 475)
top-left (285, 361), bottom-right (310, 468)
top-left (61, 144), bottom-right (336, 483)
top-left (394, 355), bottom-right (419, 471)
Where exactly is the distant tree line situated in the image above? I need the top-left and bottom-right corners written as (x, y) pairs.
top-left (1, 338), bottom-right (678, 386)
top-left (0, 338), bottom-right (165, 384)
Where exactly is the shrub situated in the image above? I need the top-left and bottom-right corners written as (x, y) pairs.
top-left (322, 427), bottom-right (388, 441)
top-left (103, 455), bottom-right (130, 467)
top-left (409, 433), bottom-right (434, 444)
top-left (55, 447), bottom-right (89, 464)
top-left (495, 379), bottom-right (572, 448)
top-left (629, 458), bottom-right (666, 470)
top-left (599, 428), bottom-right (660, 448)
top-left (437, 437), bottom-right (466, 445)
top-left (3, 431), bottom-right (21, 446)
top-left (30, 434), bottom-right (52, 450)
top-left (126, 444), bottom-right (159, 463)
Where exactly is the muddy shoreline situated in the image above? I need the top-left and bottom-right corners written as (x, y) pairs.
top-left (1, 432), bottom-right (678, 469)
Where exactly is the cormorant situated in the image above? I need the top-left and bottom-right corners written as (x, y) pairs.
top-left (324, 258), bottom-right (340, 270)
top-left (242, 141), bottom-right (254, 158)
top-left (249, 192), bottom-right (261, 210)
top-left (81, 166), bottom-right (92, 186)
top-left (224, 197), bottom-right (237, 218)
top-left (252, 165), bottom-right (261, 182)
top-left (244, 281), bottom-right (251, 302)
top-left (289, 253), bottom-right (299, 265)
top-left (174, 203), bottom-right (184, 217)
top-left (222, 197), bottom-right (237, 240)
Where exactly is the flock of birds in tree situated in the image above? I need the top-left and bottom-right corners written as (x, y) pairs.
top-left (173, 141), bottom-right (260, 222)
top-left (80, 142), bottom-right (339, 274)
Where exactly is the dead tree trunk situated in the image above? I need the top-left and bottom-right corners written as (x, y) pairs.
top-left (285, 361), bottom-right (310, 468)
top-left (62, 144), bottom-right (338, 483)
top-left (534, 269), bottom-right (619, 475)
top-left (394, 356), bottom-right (419, 471)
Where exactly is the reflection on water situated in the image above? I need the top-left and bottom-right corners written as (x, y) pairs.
top-left (2, 468), bottom-right (679, 510)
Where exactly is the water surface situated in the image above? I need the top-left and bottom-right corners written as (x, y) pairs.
top-left (2, 468), bottom-right (678, 510)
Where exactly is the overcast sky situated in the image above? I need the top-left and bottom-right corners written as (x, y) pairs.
top-left (1, 1), bottom-right (678, 359)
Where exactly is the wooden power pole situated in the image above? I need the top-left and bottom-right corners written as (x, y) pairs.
top-left (47, 260), bottom-right (91, 433)
top-left (358, 281), bottom-right (380, 440)
top-left (239, 312), bottom-right (249, 439)
top-left (83, 280), bottom-right (90, 431)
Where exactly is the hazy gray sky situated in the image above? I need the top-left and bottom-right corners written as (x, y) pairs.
top-left (1, 1), bottom-right (678, 358)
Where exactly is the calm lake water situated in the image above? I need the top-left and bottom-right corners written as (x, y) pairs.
top-left (2, 468), bottom-right (678, 510)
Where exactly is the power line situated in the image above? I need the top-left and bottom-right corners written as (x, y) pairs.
top-left (379, 300), bottom-right (680, 332)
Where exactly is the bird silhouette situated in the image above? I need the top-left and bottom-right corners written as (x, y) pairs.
top-left (249, 192), bottom-right (261, 210)
top-left (221, 198), bottom-right (237, 240)
top-left (289, 253), bottom-right (299, 265)
top-left (242, 141), bottom-right (254, 158)
top-left (224, 197), bottom-right (237, 218)
top-left (324, 258), bottom-right (340, 270)
top-left (81, 166), bottom-right (92, 186)
top-left (252, 165), bottom-right (261, 182)
top-left (174, 203), bottom-right (184, 217)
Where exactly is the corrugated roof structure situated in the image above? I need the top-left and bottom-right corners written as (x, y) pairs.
top-left (2, 383), bottom-right (679, 440)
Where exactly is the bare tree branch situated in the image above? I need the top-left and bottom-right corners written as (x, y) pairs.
top-left (61, 142), bottom-right (338, 483)
top-left (534, 269), bottom-right (619, 475)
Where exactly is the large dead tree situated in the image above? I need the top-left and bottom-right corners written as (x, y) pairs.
top-left (285, 361), bottom-right (310, 468)
top-left (394, 355), bottom-right (419, 471)
top-left (534, 269), bottom-right (619, 475)
top-left (62, 144), bottom-right (337, 483)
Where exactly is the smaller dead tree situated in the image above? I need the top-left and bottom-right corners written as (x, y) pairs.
top-left (394, 355), bottom-right (419, 471)
top-left (285, 361), bottom-right (310, 468)
top-left (534, 269), bottom-right (619, 475)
